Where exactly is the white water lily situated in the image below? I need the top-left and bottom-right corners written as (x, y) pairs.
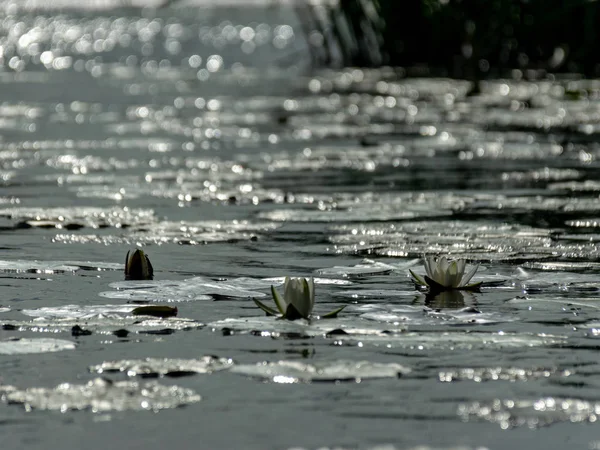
top-left (124, 249), bottom-right (154, 280)
top-left (410, 256), bottom-right (481, 291)
top-left (253, 277), bottom-right (345, 320)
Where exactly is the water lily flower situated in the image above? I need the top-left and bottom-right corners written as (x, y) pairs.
top-left (253, 277), bottom-right (345, 320)
top-left (125, 249), bottom-right (154, 280)
top-left (409, 256), bottom-right (481, 292)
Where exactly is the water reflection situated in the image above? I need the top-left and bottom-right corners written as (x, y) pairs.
top-left (424, 290), bottom-right (473, 310)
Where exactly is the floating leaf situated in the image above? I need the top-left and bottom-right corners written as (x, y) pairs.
top-left (1, 317), bottom-right (203, 335)
top-left (90, 356), bottom-right (234, 377)
top-left (230, 360), bottom-right (410, 383)
top-left (458, 397), bottom-right (600, 429)
top-left (209, 316), bottom-right (388, 338)
top-left (0, 206), bottom-right (155, 229)
top-left (329, 331), bottom-right (566, 350)
top-left (3, 378), bottom-right (200, 412)
top-left (131, 306), bottom-right (178, 318)
top-left (22, 304), bottom-right (138, 319)
top-left (316, 264), bottom-right (393, 278)
top-left (0, 260), bottom-right (79, 274)
top-left (101, 276), bottom-right (269, 302)
top-left (316, 258), bottom-right (420, 278)
top-left (331, 289), bottom-right (415, 300)
top-left (439, 367), bottom-right (570, 383)
top-left (0, 338), bottom-right (76, 355)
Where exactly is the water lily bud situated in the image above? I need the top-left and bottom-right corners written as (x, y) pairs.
top-left (255, 276), bottom-right (344, 320)
top-left (125, 249), bottom-right (154, 280)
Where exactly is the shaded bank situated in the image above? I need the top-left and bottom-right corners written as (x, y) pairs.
top-left (324, 0), bottom-right (600, 77)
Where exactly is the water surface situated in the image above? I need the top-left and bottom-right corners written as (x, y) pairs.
top-left (1, 2), bottom-right (600, 450)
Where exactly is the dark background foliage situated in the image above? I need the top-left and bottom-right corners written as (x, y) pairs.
top-left (328, 0), bottom-right (600, 77)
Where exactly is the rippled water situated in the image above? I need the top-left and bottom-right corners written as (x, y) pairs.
top-left (2, 2), bottom-right (600, 450)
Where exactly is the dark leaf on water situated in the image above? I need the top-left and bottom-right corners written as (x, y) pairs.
top-left (131, 306), bottom-right (178, 318)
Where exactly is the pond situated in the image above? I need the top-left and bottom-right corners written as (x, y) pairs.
top-left (1, 2), bottom-right (600, 450)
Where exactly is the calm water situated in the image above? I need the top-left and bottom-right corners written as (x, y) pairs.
top-left (2, 2), bottom-right (600, 450)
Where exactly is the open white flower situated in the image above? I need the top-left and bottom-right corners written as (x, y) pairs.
top-left (410, 256), bottom-right (480, 291)
top-left (253, 277), bottom-right (344, 320)
top-left (125, 249), bottom-right (154, 280)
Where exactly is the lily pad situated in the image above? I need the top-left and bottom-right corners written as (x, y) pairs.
top-left (0, 206), bottom-right (155, 229)
top-left (328, 331), bottom-right (566, 350)
top-left (1, 317), bottom-right (204, 335)
top-left (316, 258), bottom-right (420, 278)
top-left (131, 306), bottom-right (178, 318)
top-left (0, 338), bottom-right (76, 355)
top-left (357, 302), bottom-right (506, 325)
top-left (209, 316), bottom-right (392, 338)
top-left (101, 276), bottom-right (270, 301)
top-left (331, 289), bottom-right (415, 300)
top-left (439, 366), bottom-right (569, 383)
top-left (316, 263), bottom-right (394, 278)
top-left (262, 277), bottom-right (352, 286)
top-left (328, 220), bottom-right (555, 262)
top-left (22, 304), bottom-right (138, 319)
top-left (230, 360), bottom-right (410, 382)
top-left (0, 260), bottom-right (80, 274)
top-left (457, 397), bottom-right (600, 429)
top-left (521, 261), bottom-right (600, 272)
top-left (515, 270), bottom-right (600, 293)
top-left (3, 378), bottom-right (200, 412)
top-left (90, 356), bottom-right (234, 377)
top-left (125, 219), bottom-right (279, 245)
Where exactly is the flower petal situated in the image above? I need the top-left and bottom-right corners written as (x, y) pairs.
top-left (290, 278), bottom-right (312, 319)
top-left (432, 256), bottom-right (446, 284)
top-left (456, 259), bottom-right (466, 277)
top-left (307, 277), bottom-right (315, 313)
top-left (424, 256), bottom-right (435, 279)
top-left (447, 260), bottom-right (458, 287)
top-left (284, 303), bottom-right (304, 321)
top-left (124, 249), bottom-right (153, 280)
top-left (283, 276), bottom-right (292, 298)
top-left (253, 298), bottom-right (280, 316)
top-left (459, 264), bottom-right (480, 287)
top-left (409, 269), bottom-right (428, 287)
top-left (271, 285), bottom-right (288, 315)
top-left (321, 305), bottom-right (346, 319)
top-left (424, 275), bottom-right (447, 293)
